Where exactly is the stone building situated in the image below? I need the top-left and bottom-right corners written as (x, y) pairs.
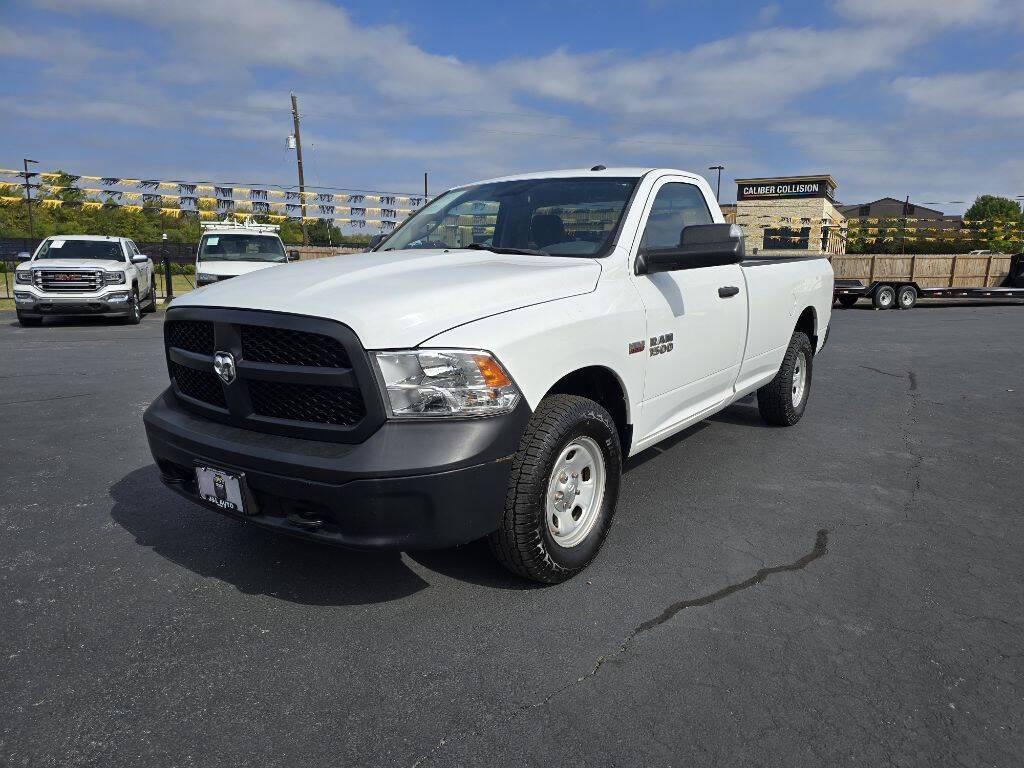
top-left (733, 175), bottom-right (846, 256)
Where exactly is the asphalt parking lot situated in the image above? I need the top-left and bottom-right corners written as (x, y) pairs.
top-left (1, 303), bottom-right (1022, 768)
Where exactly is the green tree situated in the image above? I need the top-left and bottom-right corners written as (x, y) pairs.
top-left (963, 195), bottom-right (1024, 252)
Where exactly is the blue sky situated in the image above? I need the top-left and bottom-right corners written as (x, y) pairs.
top-left (2, 0), bottom-right (1023, 212)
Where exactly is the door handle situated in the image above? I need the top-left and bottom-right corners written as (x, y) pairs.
top-left (718, 286), bottom-right (740, 298)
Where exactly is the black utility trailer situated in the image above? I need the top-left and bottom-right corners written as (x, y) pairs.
top-left (834, 253), bottom-right (1024, 309)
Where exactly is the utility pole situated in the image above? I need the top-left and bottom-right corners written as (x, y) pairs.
top-left (22, 158), bottom-right (39, 241)
top-left (901, 194), bottom-right (910, 255)
top-left (290, 92), bottom-right (308, 246)
top-left (708, 165), bottom-right (724, 202)
top-left (423, 172), bottom-right (428, 199)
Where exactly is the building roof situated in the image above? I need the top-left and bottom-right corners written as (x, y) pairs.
top-left (839, 197), bottom-right (945, 218)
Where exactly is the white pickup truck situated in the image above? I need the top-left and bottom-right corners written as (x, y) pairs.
top-left (144, 167), bottom-right (833, 583)
top-left (14, 235), bottom-right (156, 326)
top-left (194, 219), bottom-right (298, 287)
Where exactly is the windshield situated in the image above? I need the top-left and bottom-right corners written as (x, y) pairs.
top-left (379, 177), bottom-right (639, 257)
top-left (35, 239), bottom-right (126, 261)
top-left (198, 234), bottom-right (286, 263)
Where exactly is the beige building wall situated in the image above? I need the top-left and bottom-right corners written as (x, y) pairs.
top-left (736, 197), bottom-right (846, 256)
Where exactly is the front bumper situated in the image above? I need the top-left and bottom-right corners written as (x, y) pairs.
top-left (14, 291), bottom-right (133, 317)
top-left (143, 388), bottom-right (531, 550)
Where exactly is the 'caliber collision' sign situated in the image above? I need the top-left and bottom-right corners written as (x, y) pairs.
top-left (737, 180), bottom-right (832, 201)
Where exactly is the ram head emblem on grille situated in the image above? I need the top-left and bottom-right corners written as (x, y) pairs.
top-left (213, 352), bottom-right (237, 385)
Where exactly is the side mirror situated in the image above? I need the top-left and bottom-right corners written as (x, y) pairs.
top-left (132, 254), bottom-right (149, 264)
top-left (287, 250), bottom-right (301, 261)
top-left (637, 223), bottom-right (744, 275)
top-left (366, 233), bottom-right (386, 251)
top-left (16, 251), bottom-right (31, 261)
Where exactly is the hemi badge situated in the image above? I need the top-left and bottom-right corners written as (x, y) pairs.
top-left (628, 340), bottom-right (645, 355)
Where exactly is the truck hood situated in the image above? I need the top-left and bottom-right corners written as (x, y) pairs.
top-left (196, 260), bottom-right (284, 278)
top-left (174, 248), bottom-right (602, 348)
top-left (20, 258), bottom-right (125, 271)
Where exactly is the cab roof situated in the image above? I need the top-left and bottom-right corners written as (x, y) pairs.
top-left (460, 167), bottom-right (702, 188)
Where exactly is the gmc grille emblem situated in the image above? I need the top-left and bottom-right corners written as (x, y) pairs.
top-left (213, 352), bottom-right (237, 385)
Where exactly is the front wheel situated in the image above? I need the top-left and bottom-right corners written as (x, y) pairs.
top-left (757, 331), bottom-right (813, 427)
top-left (489, 394), bottom-right (622, 583)
top-left (837, 295), bottom-right (858, 308)
top-left (123, 289), bottom-right (142, 325)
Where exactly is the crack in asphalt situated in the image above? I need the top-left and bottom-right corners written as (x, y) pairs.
top-left (0, 392), bottom-right (95, 406)
top-left (411, 528), bottom-right (830, 767)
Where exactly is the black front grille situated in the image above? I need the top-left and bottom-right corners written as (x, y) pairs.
top-left (165, 320), bottom-right (215, 355)
top-left (162, 308), bottom-right (383, 443)
top-left (241, 325), bottom-right (351, 368)
top-left (249, 380), bottom-right (366, 425)
top-left (170, 361), bottom-right (227, 408)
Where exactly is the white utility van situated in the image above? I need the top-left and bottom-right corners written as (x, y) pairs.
top-left (194, 219), bottom-right (298, 287)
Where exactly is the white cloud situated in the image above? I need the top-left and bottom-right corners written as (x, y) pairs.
top-left (893, 71), bottom-right (1024, 119)
top-left (834, 0), bottom-right (1024, 27)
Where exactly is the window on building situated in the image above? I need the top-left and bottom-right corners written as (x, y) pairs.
top-left (764, 226), bottom-right (811, 250)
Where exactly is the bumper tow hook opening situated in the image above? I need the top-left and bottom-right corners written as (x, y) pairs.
top-left (287, 512), bottom-right (325, 531)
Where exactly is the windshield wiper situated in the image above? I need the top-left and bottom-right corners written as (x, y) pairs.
top-left (464, 243), bottom-right (547, 256)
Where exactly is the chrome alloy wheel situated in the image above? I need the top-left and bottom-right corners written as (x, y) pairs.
top-left (545, 436), bottom-right (606, 548)
top-left (792, 350), bottom-right (808, 408)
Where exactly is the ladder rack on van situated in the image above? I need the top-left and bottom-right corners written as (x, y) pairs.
top-left (200, 217), bottom-right (280, 233)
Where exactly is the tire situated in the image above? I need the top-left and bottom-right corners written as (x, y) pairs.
top-left (143, 276), bottom-right (158, 313)
top-left (17, 312), bottom-right (42, 327)
top-left (489, 394), bottom-right (622, 584)
top-left (123, 288), bottom-right (142, 325)
top-left (837, 295), bottom-right (858, 308)
top-left (872, 285), bottom-right (896, 310)
top-left (896, 285), bottom-right (917, 310)
top-left (757, 331), bottom-right (813, 427)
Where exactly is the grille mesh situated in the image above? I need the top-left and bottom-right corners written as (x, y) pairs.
top-left (241, 325), bottom-right (351, 368)
top-left (165, 320), bottom-right (215, 355)
top-left (248, 380), bottom-right (365, 425)
top-left (170, 361), bottom-right (226, 408)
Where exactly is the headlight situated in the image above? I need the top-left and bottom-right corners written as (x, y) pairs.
top-left (196, 273), bottom-right (218, 285)
top-left (104, 271), bottom-right (126, 285)
top-left (15, 271), bottom-right (33, 284)
top-left (373, 349), bottom-right (520, 418)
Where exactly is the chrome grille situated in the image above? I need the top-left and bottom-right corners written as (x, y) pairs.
top-left (34, 269), bottom-right (104, 293)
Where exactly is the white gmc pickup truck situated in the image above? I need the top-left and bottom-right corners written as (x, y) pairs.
top-left (144, 167), bottom-right (833, 583)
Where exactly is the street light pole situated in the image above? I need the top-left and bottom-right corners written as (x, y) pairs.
top-left (708, 165), bottom-right (724, 202)
top-left (22, 158), bottom-right (39, 241)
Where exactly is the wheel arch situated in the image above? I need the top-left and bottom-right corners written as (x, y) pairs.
top-left (545, 365), bottom-right (632, 452)
top-left (795, 306), bottom-right (818, 351)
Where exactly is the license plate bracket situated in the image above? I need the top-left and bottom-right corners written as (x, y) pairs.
top-left (194, 465), bottom-right (256, 516)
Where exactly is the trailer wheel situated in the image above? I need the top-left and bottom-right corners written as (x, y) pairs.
top-left (837, 295), bottom-right (858, 308)
top-left (896, 285), bottom-right (917, 310)
top-left (872, 285), bottom-right (896, 310)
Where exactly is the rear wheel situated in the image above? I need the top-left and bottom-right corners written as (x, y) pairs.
top-left (757, 331), bottom-right (813, 427)
top-left (489, 394), bottom-right (622, 583)
top-left (17, 312), bottom-right (42, 327)
top-left (896, 284), bottom-right (917, 310)
top-left (872, 285), bottom-right (896, 310)
top-left (837, 295), bottom-right (858, 308)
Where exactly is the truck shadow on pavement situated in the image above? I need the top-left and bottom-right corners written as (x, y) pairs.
top-left (109, 465), bottom-right (536, 605)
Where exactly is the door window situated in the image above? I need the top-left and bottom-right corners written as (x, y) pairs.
top-left (640, 183), bottom-right (713, 251)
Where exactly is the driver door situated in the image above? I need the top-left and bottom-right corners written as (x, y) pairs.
top-left (630, 178), bottom-right (747, 443)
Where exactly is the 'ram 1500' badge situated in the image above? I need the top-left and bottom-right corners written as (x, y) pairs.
top-left (650, 333), bottom-right (674, 356)
top-left (213, 352), bottom-right (237, 384)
